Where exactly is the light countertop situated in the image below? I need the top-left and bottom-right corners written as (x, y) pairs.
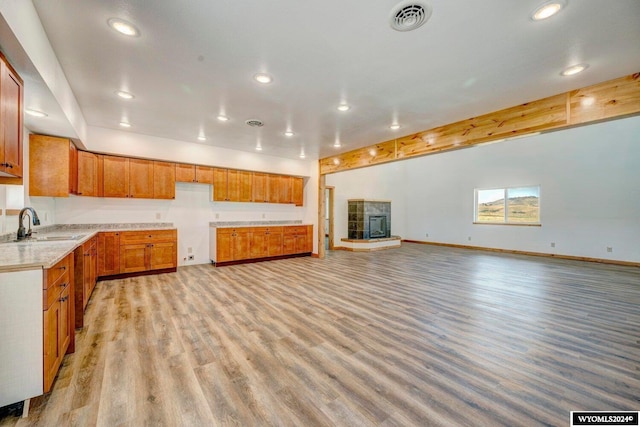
top-left (209, 220), bottom-right (306, 228)
top-left (0, 223), bottom-right (175, 272)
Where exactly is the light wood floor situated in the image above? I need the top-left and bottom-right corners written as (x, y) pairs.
top-left (2, 244), bottom-right (639, 426)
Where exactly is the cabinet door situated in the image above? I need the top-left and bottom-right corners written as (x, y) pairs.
top-left (305, 225), bottom-right (314, 252)
top-left (212, 168), bottom-right (228, 201)
top-left (250, 230), bottom-right (268, 258)
top-left (175, 163), bottom-right (196, 182)
top-left (279, 176), bottom-right (292, 204)
top-left (227, 169), bottom-right (239, 201)
top-left (252, 172), bottom-right (267, 202)
top-left (29, 135), bottom-right (71, 197)
top-left (90, 238), bottom-right (98, 293)
top-left (153, 161), bottom-right (176, 199)
top-left (120, 244), bottom-right (149, 273)
top-left (77, 151), bottom-right (99, 196)
top-left (283, 234), bottom-right (296, 255)
top-left (195, 166), bottom-right (214, 184)
top-left (295, 234), bottom-right (308, 254)
top-left (69, 142), bottom-right (78, 195)
top-left (216, 230), bottom-right (234, 262)
top-left (129, 158), bottom-right (154, 198)
top-left (267, 230), bottom-right (283, 256)
top-left (58, 284), bottom-right (71, 361)
top-left (238, 170), bottom-right (253, 202)
top-left (82, 242), bottom-right (92, 309)
top-left (149, 242), bottom-right (177, 270)
top-left (98, 232), bottom-right (120, 276)
top-left (102, 155), bottom-right (129, 198)
top-left (43, 299), bottom-right (62, 393)
top-left (267, 174), bottom-right (280, 203)
top-left (233, 230), bottom-right (251, 260)
top-left (1, 60), bottom-right (23, 177)
top-left (292, 177), bottom-right (304, 206)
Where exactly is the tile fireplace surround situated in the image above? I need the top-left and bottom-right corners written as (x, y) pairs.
top-left (348, 199), bottom-right (391, 240)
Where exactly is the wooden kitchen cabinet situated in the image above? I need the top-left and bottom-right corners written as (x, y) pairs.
top-left (102, 155), bottom-right (154, 198)
top-left (119, 229), bottom-right (177, 274)
top-left (215, 228), bottom-right (251, 262)
top-left (292, 177), bottom-right (304, 206)
top-left (176, 163), bottom-right (214, 184)
top-left (153, 161), bottom-right (176, 199)
top-left (102, 155), bottom-right (129, 197)
top-left (43, 253), bottom-right (74, 393)
top-left (77, 151), bottom-right (100, 197)
top-left (266, 174), bottom-right (280, 203)
top-left (29, 135), bottom-right (77, 197)
top-left (97, 232), bottom-right (120, 276)
top-left (0, 52), bottom-right (23, 178)
top-left (74, 236), bottom-right (97, 329)
top-left (211, 225), bottom-right (310, 265)
top-left (213, 168), bottom-right (253, 202)
top-left (252, 172), bottom-right (268, 202)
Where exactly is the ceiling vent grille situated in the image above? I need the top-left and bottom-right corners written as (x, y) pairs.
top-left (245, 119), bottom-right (264, 127)
top-left (390, 1), bottom-right (431, 32)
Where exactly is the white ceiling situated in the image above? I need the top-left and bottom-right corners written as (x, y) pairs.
top-left (24, 0), bottom-right (640, 160)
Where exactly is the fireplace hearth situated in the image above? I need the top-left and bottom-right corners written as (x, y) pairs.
top-left (348, 200), bottom-right (391, 240)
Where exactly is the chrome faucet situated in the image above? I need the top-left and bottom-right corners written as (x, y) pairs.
top-left (17, 207), bottom-right (41, 240)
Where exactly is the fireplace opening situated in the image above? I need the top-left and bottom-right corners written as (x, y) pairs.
top-left (369, 216), bottom-right (387, 239)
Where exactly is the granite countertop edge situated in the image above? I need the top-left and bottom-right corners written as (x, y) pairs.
top-left (209, 220), bottom-right (306, 228)
top-left (0, 223), bottom-right (176, 272)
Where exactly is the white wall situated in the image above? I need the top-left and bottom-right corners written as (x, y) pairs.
top-left (326, 115), bottom-right (640, 263)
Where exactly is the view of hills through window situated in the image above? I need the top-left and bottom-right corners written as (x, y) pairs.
top-left (476, 186), bottom-right (540, 224)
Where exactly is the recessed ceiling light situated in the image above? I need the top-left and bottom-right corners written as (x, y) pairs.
top-left (197, 135), bottom-right (206, 141)
top-left (25, 109), bottom-right (48, 118)
top-left (254, 73), bottom-right (273, 84)
top-left (333, 158), bottom-right (340, 165)
top-left (369, 149), bottom-right (377, 156)
top-left (284, 131), bottom-right (295, 137)
top-left (561, 63), bottom-right (588, 76)
top-left (389, 123), bottom-right (400, 130)
top-left (337, 104), bottom-right (350, 112)
top-left (217, 115), bottom-right (229, 121)
top-left (115, 90), bottom-right (134, 99)
top-left (107, 18), bottom-right (140, 37)
top-left (119, 121), bottom-right (131, 128)
top-left (333, 141), bottom-right (341, 148)
top-left (299, 151), bottom-right (306, 159)
top-left (531, 1), bottom-right (567, 21)
top-left (256, 145), bottom-right (263, 151)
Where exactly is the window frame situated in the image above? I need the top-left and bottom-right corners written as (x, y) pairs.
top-left (474, 185), bottom-right (541, 226)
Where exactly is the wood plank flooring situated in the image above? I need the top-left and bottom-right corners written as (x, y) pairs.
top-left (2, 243), bottom-right (639, 426)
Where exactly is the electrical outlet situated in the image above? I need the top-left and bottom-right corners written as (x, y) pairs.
top-left (550, 242), bottom-right (555, 248)
top-left (44, 212), bottom-right (48, 221)
top-left (468, 236), bottom-right (471, 241)
top-left (188, 247), bottom-right (193, 254)
top-left (425, 233), bottom-right (429, 238)
top-left (215, 213), bottom-right (219, 219)
top-left (155, 212), bottom-right (161, 220)
top-left (188, 255), bottom-right (195, 261)
top-left (607, 247), bottom-right (613, 253)
top-left (262, 213), bottom-right (266, 219)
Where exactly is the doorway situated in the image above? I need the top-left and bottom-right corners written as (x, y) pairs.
top-left (325, 186), bottom-right (334, 250)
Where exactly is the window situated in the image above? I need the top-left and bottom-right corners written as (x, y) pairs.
top-left (475, 186), bottom-right (540, 225)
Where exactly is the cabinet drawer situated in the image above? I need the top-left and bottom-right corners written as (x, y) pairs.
top-left (44, 254), bottom-right (71, 290)
top-left (284, 226), bottom-right (307, 235)
top-left (43, 278), bottom-right (70, 310)
top-left (119, 229), bottom-right (177, 244)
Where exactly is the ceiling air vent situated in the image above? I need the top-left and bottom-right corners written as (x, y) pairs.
top-left (245, 119), bottom-right (264, 127)
top-left (389, 1), bottom-right (432, 32)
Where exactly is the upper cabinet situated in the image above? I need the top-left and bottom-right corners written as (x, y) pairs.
top-left (29, 135), bottom-right (76, 197)
top-left (28, 134), bottom-right (305, 205)
top-left (0, 52), bottom-right (24, 178)
top-left (175, 163), bottom-right (213, 184)
top-left (103, 156), bottom-right (154, 199)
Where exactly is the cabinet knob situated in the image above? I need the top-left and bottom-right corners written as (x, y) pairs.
top-left (59, 296), bottom-right (68, 302)
top-left (59, 266), bottom-right (66, 270)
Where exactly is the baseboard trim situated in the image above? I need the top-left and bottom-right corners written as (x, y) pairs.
top-left (212, 252), bottom-right (312, 267)
top-left (98, 267), bottom-right (178, 281)
top-left (332, 245), bottom-right (398, 252)
top-left (401, 240), bottom-right (640, 268)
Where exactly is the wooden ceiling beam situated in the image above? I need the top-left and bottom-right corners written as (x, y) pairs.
top-left (319, 72), bottom-right (640, 175)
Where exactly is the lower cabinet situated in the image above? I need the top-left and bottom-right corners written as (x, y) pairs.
top-left (97, 231), bottom-right (120, 276)
top-left (43, 253), bottom-right (74, 393)
top-left (119, 230), bottom-right (177, 274)
top-left (74, 235), bottom-right (97, 329)
top-left (211, 225), bottom-right (312, 265)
